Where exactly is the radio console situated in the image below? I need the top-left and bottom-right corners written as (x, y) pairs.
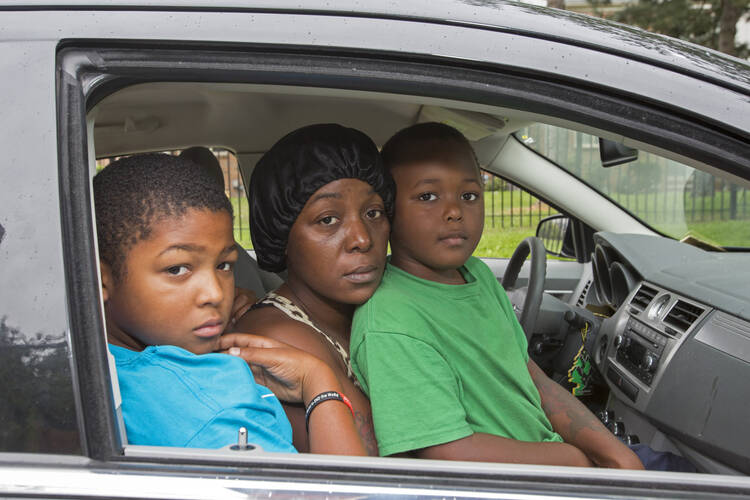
top-left (613, 316), bottom-right (668, 386)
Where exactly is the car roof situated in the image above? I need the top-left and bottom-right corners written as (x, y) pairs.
top-left (5, 0), bottom-right (749, 93)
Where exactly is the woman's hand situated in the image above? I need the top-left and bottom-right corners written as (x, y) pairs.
top-left (218, 332), bottom-right (333, 405)
top-left (219, 332), bottom-right (367, 455)
top-left (230, 287), bottom-right (256, 326)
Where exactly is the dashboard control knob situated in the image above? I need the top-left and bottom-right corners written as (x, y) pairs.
top-left (613, 335), bottom-right (624, 348)
top-left (608, 420), bottom-right (625, 437)
top-left (625, 434), bottom-right (640, 445)
top-left (532, 341), bottom-right (544, 355)
top-left (564, 310), bottom-right (586, 329)
top-left (642, 354), bottom-right (657, 372)
top-left (597, 410), bottom-right (615, 425)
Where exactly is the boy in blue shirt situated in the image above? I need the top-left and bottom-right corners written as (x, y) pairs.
top-left (351, 123), bottom-right (645, 468)
top-left (95, 153), bottom-right (365, 455)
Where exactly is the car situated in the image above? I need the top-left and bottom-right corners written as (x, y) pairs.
top-left (1, 1), bottom-right (749, 498)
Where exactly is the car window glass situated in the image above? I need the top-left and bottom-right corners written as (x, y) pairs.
top-left (516, 123), bottom-right (750, 248)
top-left (476, 172), bottom-right (561, 258)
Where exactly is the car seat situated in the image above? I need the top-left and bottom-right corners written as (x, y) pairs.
top-left (234, 249), bottom-right (282, 297)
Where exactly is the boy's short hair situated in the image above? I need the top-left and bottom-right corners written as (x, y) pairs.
top-left (94, 153), bottom-right (233, 280)
top-left (381, 122), bottom-right (480, 173)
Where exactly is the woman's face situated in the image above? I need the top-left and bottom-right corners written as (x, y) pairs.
top-left (286, 178), bottom-right (389, 306)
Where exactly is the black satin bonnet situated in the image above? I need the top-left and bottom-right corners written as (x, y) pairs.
top-left (249, 123), bottom-right (395, 272)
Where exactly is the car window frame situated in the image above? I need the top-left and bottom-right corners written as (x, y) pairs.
top-left (58, 43), bottom-right (750, 495)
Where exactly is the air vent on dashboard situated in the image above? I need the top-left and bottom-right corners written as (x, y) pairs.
top-left (629, 284), bottom-right (658, 313)
top-left (576, 279), bottom-right (592, 307)
top-left (663, 300), bottom-right (704, 335)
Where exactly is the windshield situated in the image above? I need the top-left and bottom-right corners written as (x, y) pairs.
top-left (516, 124), bottom-right (750, 249)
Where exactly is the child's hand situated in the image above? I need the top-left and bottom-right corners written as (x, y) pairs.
top-left (218, 333), bottom-right (334, 405)
top-left (590, 443), bottom-right (645, 470)
top-left (230, 287), bottom-right (256, 325)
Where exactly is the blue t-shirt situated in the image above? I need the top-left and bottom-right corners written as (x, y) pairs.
top-left (110, 344), bottom-right (296, 453)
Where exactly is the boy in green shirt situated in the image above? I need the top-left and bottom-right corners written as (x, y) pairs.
top-left (350, 122), bottom-right (643, 468)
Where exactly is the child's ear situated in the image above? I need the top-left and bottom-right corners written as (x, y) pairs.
top-left (100, 260), bottom-right (113, 303)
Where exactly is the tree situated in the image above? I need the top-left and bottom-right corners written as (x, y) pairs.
top-left (465, 0), bottom-right (747, 57)
top-left (718, 0), bottom-right (747, 56)
top-left (548, 0), bottom-right (566, 10)
top-left (0, 316), bottom-right (79, 453)
top-left (592, 0), bottom-right (749, 58)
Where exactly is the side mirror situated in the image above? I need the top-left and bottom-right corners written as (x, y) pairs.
top-left (536, 214), bottom-right (575, 258)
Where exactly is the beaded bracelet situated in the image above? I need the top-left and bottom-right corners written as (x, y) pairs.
top-left (304, 391), bottom-right (354, 433)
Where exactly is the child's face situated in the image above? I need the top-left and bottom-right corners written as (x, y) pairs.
top-left (389, 159), bottom-right (484, 282)
top-left (102, 208), bottom-right (237, 355)
top-left (286, 178), bottom-right (390, 306)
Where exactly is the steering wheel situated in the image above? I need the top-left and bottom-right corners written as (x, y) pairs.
top-left (501, 236), bottom-right (547, 340)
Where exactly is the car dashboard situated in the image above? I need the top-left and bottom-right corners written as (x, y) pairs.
top-left (588, 233), bottom-right (750, 475)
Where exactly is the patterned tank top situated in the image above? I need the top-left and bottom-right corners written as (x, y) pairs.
top-left (251, 291), bottom-right (360, 388)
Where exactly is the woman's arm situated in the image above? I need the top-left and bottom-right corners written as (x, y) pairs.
top-left (234, 311), bottom-right (378, 455)
top-left (300, 365), bottom-right (365, 455)
top-left (219, 333), bottom-right (367, 456)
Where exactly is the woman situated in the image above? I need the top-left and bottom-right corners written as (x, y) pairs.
top-left (232, 123), bottom-right (394, 454)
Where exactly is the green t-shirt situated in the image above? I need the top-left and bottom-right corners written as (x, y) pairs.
top-left (351, 256), bottom-right (562, 456)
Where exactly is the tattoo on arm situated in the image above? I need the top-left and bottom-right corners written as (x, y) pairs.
top-left (532, 365), bottom-right (608, 442)
top-left (354, 410), bottom-right (379, 456)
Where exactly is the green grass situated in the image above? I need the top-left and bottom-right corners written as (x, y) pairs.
top-left (478, 191), bottom-right (560, 258)
top-left (474, 225), bottom-right (538, 258)
top-left (230, 196), bottom-right (253, 249)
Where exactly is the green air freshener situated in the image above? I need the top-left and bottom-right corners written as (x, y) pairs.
top-left (567, 322), bottom-right (593, 396)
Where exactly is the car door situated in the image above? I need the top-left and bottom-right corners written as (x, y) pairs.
top-left (2, 2), bottom-right (750, 498)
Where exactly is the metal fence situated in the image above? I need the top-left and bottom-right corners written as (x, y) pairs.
top-left (96, 148), bottom-right (253, 245)
top-left (521, 124), bottom-right (750, 231)
top-left (606, 171), bottom-right (750, 225)
top-left (99, 148), bottom-right (748, 245)
top-left (569, 150), bottom-right (750, 226)
top-left (483, 175), bottom-right (556, 230)
top-left (214, 150), bottom-right (251, 244)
